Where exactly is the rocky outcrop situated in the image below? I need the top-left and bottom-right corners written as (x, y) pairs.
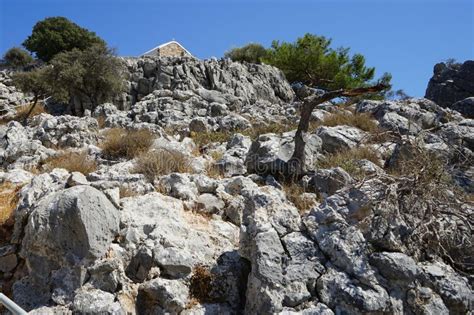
top-left (0, 70), bottom-right (32, 119)
top-left (425, 60), bottom-right (474, 109)
top-left (1, 57), bottom-right (473, 314)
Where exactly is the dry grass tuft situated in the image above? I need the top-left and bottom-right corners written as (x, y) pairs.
top-left (42, 151), bottom-right (97, 175)
top-left (101, 128), bottom-right (155, 160)
top-left (133, 149), bottom-right (192, 181)
top-left (321, 112), bottom-right (378, 132)
top-left (205, 161), bottom-right (225, 179)
top-left (189, 264), bottom-right (215, 303)
top-left (96, 115), bottom-right (107, 129)
top-left (283, 183), bottom-right (319, 214)
top-left (119, 186), bottom-right (140, 198)
top-left (0, 102), bottom-right (47, 124)
top-left (241, 121), bottom-right (298, 139)
top-left (190, 131), bottom-right (232, 147)
top-left (317, 146), bottom-right (381, 179)
top-left (0, 182), bottom-right (21, 226)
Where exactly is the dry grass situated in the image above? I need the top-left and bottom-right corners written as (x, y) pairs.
top-left (241, 120), bottom-right (298, 139)
top-left (317, 146), bottom-right (381, 179)
top-left (119, 186), bottom-right (140, 198)
top-left (41, 151), bottom-right (97, 175)
top-left (205, 161), bottom-right (225, 179)
top-left (190, 131), bottom-right (232, 147)
top-left (189, 265), bottom-right (215, 303)
top-left (101, 128), bottom-right (155, 160)
top-left (96, 115), bottom-right (107, 129)
top-left (133, 149), bottom-right (192, 181)
top-left (0, 182), bottom-right (21, 226)
top-left (321, 111), bottom-right (378, 132)
top-left (0, 102), bottom-right (46, 124)
top-left (283, 183), bottom-right (319, 214)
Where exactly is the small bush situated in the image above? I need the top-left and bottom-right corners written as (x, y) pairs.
top-left (317, 146), bottom-right (381, 179)
top-left (0, 182), bottom-right (21, 226)
top-left (119, 186), bottom-right (140, 198)
top-left (322, 111), bottom-right (378, 132)
top-left (101, 128), bottom-right (155, 160)
top-left (189, 265), bottom-right (214, 303)
top-left (242, 121), bottom-right (298, 139)
top-left (2, 47), bottom-right (34, 68)
top-left (224, 43), bottom-right (268, 64)
top-left (205, 161), bottom-right (225, 179)
top-left (191, 131), bottom-right (232, 147)
top-left (133, 149), bottom-right (192, 181)
top-left (0, 102), bottom-right (47, 125)
top-left (283, 183), bottom-right (319, 214)
top-left (42, 151), bottom-right (97, 175)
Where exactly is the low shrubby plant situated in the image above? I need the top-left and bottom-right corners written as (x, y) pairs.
top-left (283, 183), bottom-right (319, 214)
top-left (321, 111), bottom-right (378, 132)
top-left (317, 146), bottom-right (381, 178)
top-left (42, 151), bottom-right (97, 175)
top-left (0, 182), bottom-right (21, 226)
top-left (133, 149), bottom-right (192, 181)
top-left (0, 102), bottom-right (47, 125)
top-left (101, 128), bottom-right (155, 160)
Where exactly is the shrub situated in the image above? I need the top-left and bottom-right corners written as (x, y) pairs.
top-left (2, 47), bottom-right (34, 68)
top-left (321, 112), bottom-right (378, 132)
top-left (191, 131), bottom-right (232, 147)
top-left (317, 146), bottom-right (381, 179)
top-left (23, 16), bottom-right (106, 62)
top-left (101, 128), bottom-right (155, 160)
top-left (0, 102), bottom-right (46, 125)
top-left (224, 43), bottom-right (268, 64)
top-left (0, 182), bottom-right (21, 226)
top-left (283, 183), bottom-right (319, 214)
top-left (133, 149), bottom-right (192, 181)
top-left (189, 265), bottom-right (214, 303)
top-left (41, 151), bottom-right (97, 175)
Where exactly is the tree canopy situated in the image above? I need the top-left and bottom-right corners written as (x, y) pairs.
top-left (262, 33), bottom-right (382, 91)
top-left (2, 47), bottom-right (34, 69)
top-left (224, 43), bottom-right (268, 64)
top-left (23, 16), bottom-right (106, 62)
top-left (45, 44), bottom-right (124, 111)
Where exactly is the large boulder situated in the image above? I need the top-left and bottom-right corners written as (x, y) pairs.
top-left (245, 131), bottom-right (322, 175)
top-left (425, 60), bottom-right (474, 107)
top-left (451, 97), bottom-right (474, 118)
top-left (15, 185), bottom-right (120, 310)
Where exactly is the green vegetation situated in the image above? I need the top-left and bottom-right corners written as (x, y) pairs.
top-left (263, 33), bottom-right (388, 90)
top-left (46, 45), bottom-right (124, 109)
top-left (23, 16), bottom-right (106, 62)
top-left (2, 47), bottom-right (34, 68)
top-left (316, 146), bottom-right (381, 179)
top-left (224, 43), bottom-right (268, 64)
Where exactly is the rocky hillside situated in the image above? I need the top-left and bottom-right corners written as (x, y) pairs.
top-left (0, 57), bottom-right (473, 314)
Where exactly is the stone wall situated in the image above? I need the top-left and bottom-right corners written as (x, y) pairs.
top-left (157, 42), bottom-right (190, 57)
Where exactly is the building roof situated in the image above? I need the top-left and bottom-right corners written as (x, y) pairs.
top-left (140, 40), bottom-right (193, 57)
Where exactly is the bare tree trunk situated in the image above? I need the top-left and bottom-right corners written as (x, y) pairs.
top-left (23, 95), bottom-right (38, 125)
top-left (286, 84), bottom-right (388, 180)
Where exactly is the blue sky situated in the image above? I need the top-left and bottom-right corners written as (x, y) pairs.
top-left (1, 0), bottom-right (473, 96)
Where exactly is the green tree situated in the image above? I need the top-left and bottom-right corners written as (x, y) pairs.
top-left (224, 43), bottom-right (268, 64)
top-left (11, 67), bottom-right (50, 123)
top-left (260, 34), bottom-right (389, 177)
top-left (263, 33), bottom-right (379, 90)
top-left (23, 16), bottom-right (106, 62)
top-left (46, 44), bottom-right (124, 114)
top-left (2, 47), bottom-right (34, 69)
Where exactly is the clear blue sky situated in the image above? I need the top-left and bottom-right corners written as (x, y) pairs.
top-left (1, 0), bottom-right (473, 97)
